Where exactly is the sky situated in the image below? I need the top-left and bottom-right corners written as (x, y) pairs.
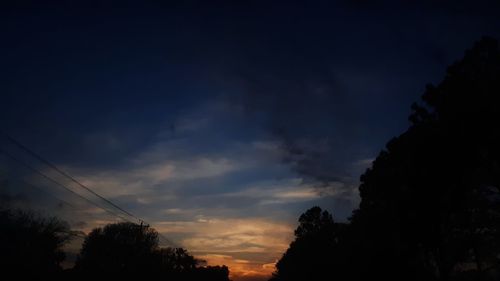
top-left (1, 1), bottom-right (499, 280)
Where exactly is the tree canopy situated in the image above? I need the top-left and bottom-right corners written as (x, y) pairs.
top-left (271, 207), bottom-right (348, 281)
top-left (352, 36), bottom-right (500, 281)
top-left (272, 37), bottom-right (500, 281)
top-left (73, 221), bottom-right (230, 281)
top-left (74, 222), bottom-right (160, 275)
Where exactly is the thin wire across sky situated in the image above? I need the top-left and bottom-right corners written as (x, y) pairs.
top-left (0, 132), bottom-right (176, 248)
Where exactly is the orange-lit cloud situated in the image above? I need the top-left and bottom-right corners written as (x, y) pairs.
top-left (197, 254), bottom-right (277, 281)
top-left (155, 217), bottom-right (294, 281)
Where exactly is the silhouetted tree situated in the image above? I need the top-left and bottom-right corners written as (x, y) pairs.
top-left (74, 222), bottom-right (160, 276)
top-left (271, 207), bottom-right (348, 281)
top-left (73, 221), bottom-right (231, 281)
top-left (272, 37), bottom-right (500, 281)
top-left (351, 37), bottom-right (500, 281)
top-left (154, 247), bottom-right (199, 272)
top-left (151, 246), bottom-right (204, 280)
top-left (0, 207), bottom-right (71, 279)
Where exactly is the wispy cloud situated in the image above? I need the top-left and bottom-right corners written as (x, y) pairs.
top-left (155, 217), bottom-right (293, 281)
top-left (197, 253), bottom-right (277, 281)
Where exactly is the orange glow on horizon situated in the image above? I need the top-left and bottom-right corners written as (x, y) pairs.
top-left (156, 217), bottom-right (294, 281)
top-left (198, 254), bottom-right (278, 281)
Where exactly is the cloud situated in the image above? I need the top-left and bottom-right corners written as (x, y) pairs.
top-left (66, 155), bottom-right (246, 199)
top-left (219, 178), bottom-right (344, 206)
top-left (154, 217), bottom-right (293, 281)
top-left (144, 157), bottom-right (238, 182)
top-left (197, 253), bottom-right (277, 281)
top-left (154, 216), bottom-right (294, 252)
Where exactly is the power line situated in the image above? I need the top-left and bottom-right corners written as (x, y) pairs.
top-left (2, 133), bottom-right (143, 223)
top-left (0, 171), bottom-right (78, 210)
top-left (0, 133), bottom-right (178, 248)
top-left (158, 233), bottom-right (177, 248)
top-left (0, 169), bottom-right (115, 226)
top-left (0, 148), bottom-right (133, 223)
top-left (0, 169), bottom-right (172, 245)
top-left (0, 173), bottom-right (88, 241)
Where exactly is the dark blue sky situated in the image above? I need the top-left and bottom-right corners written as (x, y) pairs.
top-left (1, 1), bottom-right (499, 280)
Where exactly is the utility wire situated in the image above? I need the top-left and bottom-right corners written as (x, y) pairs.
top-left (0, 171), bottom-right (78, 210)
top-left (158, 233), bottom-right (176, 248)
top-left (0, 173), bottom-right (88, 240)
top-left (2, 133), bottom-right (142, 223)
top-left (0, 171), bottom-right (163, 242)
top-left (0, 169), bottom-right (113, 227)
top-left (0, 148), bottom-right (133, 223)
top-left (0, 133), bottom-right (177, 247)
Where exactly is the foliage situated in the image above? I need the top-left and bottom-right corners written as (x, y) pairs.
top-left (272, 37), bottom-right (500, 281)
top-left (0, 207), bottom-right (72, 278)
top-left (73, 221), bottom-right (231, 280)
top-left (271, 207), bottom-right (348, 281)
top-left (352, 36), bottom-right (500, 281)
top-left (74, 222), bottom-right (159, 275)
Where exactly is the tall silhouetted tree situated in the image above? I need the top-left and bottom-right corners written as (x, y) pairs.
top-left (271, 207), bottom-right (348, 281)
top-left (272, 37), bottom-right (500, 281)
top-left (0, 207), bottom-right (71, 279)
top-left (351, 37), bottom-right (500, 281)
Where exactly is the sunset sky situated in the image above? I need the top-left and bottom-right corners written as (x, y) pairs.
top-left (1, 1), bottom-right (499, 280)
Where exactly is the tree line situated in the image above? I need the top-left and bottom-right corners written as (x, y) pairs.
top-left (0, 208), bottom-right (230, 280)
top-left (271, 37), bottom-right (500, 281)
